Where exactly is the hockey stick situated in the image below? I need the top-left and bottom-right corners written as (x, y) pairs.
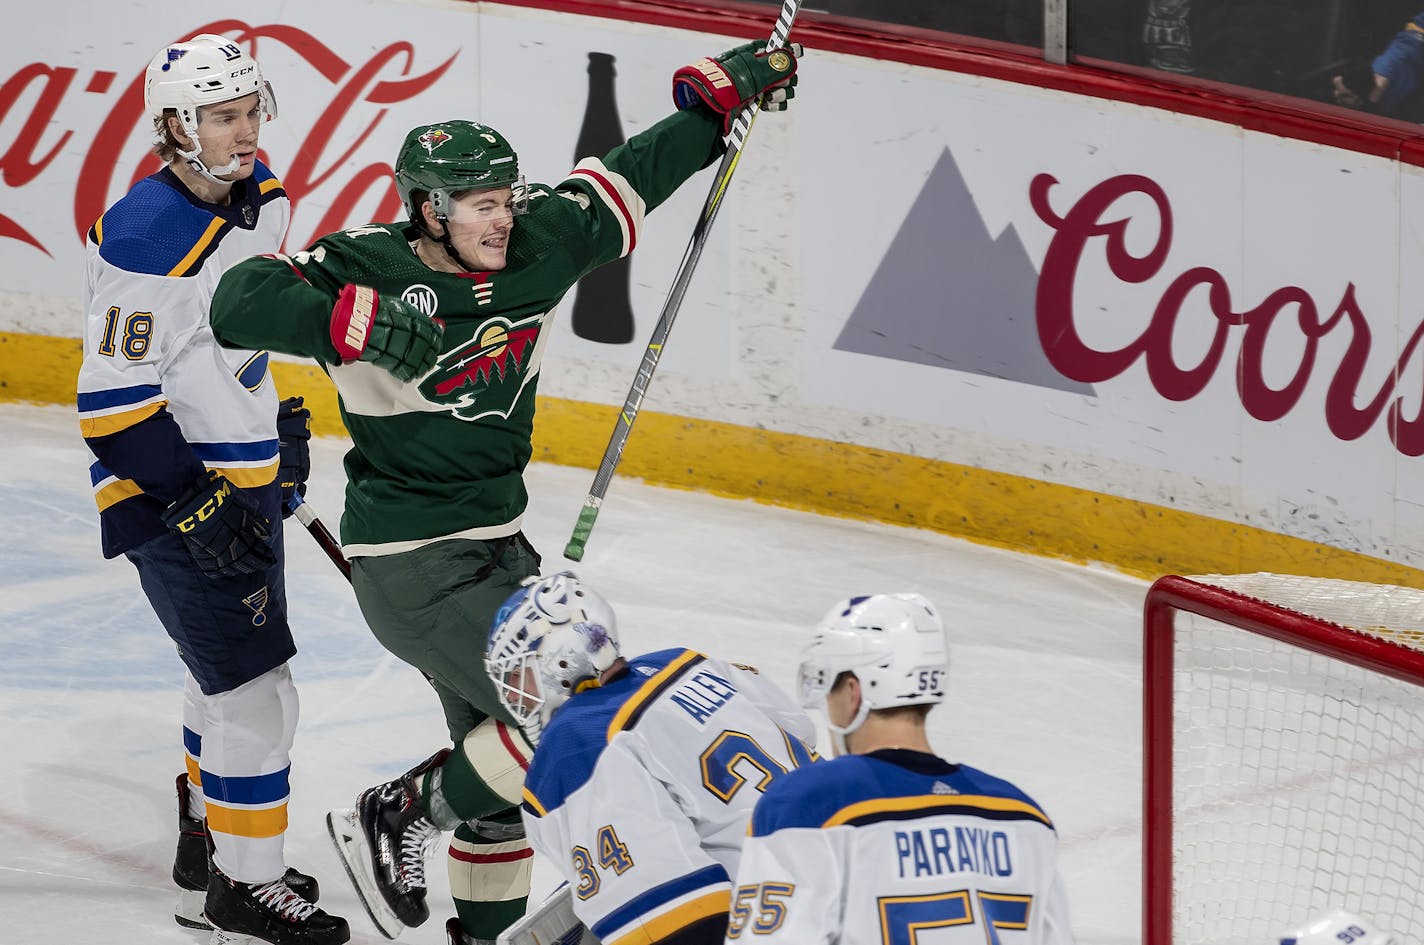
top-left (286, 492), bottom-right (352, 581)
top-left (563, 0), bottom-right (802, 562)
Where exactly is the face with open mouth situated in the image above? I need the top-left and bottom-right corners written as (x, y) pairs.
top-left (441, 186), bottom-right (519, 272)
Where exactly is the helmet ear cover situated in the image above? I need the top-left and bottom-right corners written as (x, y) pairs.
top-left (395, 121), bottom-right (527, 224)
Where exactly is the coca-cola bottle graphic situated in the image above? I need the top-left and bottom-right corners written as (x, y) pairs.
top-left (571, 52), bottom-right (636, 344)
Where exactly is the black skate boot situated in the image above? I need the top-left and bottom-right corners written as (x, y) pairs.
top-left (445, 916), bottom-right (502, 945)
top-left (326, 750), bottom-right (450, 939)
top-left (173, 773), bottom-right (321, 928)
top-left (205, 860), bottom-right (350, 945)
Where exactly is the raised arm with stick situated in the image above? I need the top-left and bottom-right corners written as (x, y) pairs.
top-left (564, 0), bottom-right (803, 561)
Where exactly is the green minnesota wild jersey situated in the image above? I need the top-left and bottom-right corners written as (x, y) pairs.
top-left (212, 108), bottom-right (725, 555)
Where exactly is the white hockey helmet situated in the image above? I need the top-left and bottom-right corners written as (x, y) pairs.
top-left (1281, 910), bottom-right (1394, 945)
top-left (486, 572), bottom-right (620, 745)
top-left (797, 593), bottom-right (948, 745)
top-left (144, 34), bottom-right (277, 179)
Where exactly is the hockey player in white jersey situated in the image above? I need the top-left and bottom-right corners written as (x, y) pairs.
top-left (483, 572), bottom-right (818, 945)
top-left (726, 594), bottom-right (1074, 945)
top-left (75, 33), bottom-right (347, 945)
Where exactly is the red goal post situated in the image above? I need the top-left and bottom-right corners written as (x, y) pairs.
top-left (1143, 573), bottom-right (1424, 945)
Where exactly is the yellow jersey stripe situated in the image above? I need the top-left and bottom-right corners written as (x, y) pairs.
top-left (213, 460), bottom-right (279, 489)
top-left (205, 802), bottom-right (288, 839)
top-left (823, 793), bottom-right (1052, 829)
top-left (168, 217), bottom-right (226, 277)
top-left (259, 177), bottom-right (284, 194)
top-left (606, 889), bottom-right (730, 945)
top-left (80, 400), bottom-right (163, 439)
top-left (522, 787), bottom-right (548, 818)
top-left (93, 213), bottom-right (104, 245)
top-left (607, 650), bottom-right (703, 739)
top-left (94, 478), bottom-right (143, 513)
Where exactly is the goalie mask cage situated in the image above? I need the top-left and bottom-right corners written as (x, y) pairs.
top-left (1143, 573), bottom-right (1424, 945)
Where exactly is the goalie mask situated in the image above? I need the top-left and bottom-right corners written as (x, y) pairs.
top-left (486, 572), bottom-right (620, 746)
top-left (395, 120), bottom-right (529, 226)
top-left (1281, 910), bottom-right (1394, 945)
top-left (144, 34), bottom-right (277, 183)
top-left (797, 593), bottom-right (948, 752)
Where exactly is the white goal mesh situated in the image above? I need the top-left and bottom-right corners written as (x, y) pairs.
top-left (1143, 573), bottom-right (1424, 945)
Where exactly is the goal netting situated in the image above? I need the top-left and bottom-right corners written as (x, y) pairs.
top-left (1142, 573), bottom-right (1424, 945)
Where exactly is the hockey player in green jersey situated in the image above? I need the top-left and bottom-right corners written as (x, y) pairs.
top-left (209, 39), bottom-right (801, 945)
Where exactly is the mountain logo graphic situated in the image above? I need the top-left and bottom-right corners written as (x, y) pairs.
top-left (834, 147), bottom-right (1093, 396)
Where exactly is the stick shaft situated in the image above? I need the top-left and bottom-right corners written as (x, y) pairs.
top-left (287, 493), bottom-right (351, 581)
top-left (564, 0), bottom-right (802, 561)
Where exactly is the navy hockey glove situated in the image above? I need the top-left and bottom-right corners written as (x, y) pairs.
top-left (673, 40), bottom-right (801, 134)
top-left (276, 395), bottom-right (311, 517)
top-left (162, 471), bottom-right (277, 578)
top-left (329, 283), bottom-right (444, 382)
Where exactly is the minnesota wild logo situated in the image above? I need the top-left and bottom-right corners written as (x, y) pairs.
top-left (418, 312), bottom-right (544, 421)
top-left (419, 129), bottom-right (453, 154)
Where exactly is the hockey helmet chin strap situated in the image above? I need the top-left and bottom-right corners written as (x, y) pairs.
top-left (825, 698), bottom-right (872, 758)
top-left (180, 144), bottom-right (241, 187)
top-left (440, 232), bottom-right (480, 274)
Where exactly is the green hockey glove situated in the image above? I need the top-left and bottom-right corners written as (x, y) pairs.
top-left (672, 40), bottom-right (801, 134)
top-left (329, 283), bottom-right (444, 382)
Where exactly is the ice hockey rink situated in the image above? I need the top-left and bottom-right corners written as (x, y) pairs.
top-left (0, 401), bottom-right (1148, 945)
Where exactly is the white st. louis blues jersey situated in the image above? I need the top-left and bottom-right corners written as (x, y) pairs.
top-left (76, 163), bottom-right (290, 556)
top-left (520, 648), bottom-right (818, 945)
top-left (727, 750), bottom-right (1074, 945)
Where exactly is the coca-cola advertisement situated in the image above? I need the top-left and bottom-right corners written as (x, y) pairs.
top-left (0, 5), bottom-right (482, 306)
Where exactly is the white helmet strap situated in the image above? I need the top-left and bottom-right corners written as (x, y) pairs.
top-left (823, 674), bottom-right (872, 756)
top-left (171, 121), bottom-right (241, 186)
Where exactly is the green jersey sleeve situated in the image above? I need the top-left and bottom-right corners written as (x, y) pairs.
top-left (210, 229), bottom-right (397, 364)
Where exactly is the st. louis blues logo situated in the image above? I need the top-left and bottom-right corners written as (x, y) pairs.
top-left (418, 311), bottom-right (545, 421)
top-left (243, 586), bottom-right (270, 627)
top-left (419, 129), bottom-right (453, 154)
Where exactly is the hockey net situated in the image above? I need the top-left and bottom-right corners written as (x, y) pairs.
top-left (1143, 573), bottom-right (1424, 945)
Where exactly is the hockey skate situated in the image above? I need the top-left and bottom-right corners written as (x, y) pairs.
top-left (204, 859), bottom-right (350, 945)
top-left (326, 750), bottom-right (449, 939)
top-left (173, 774), bottom-right (320, 929)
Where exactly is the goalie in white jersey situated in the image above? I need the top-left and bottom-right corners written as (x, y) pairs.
top-left (485, 572), bottom-right (818, 945)
top-left (727, 593), bottom-right (1075, 945)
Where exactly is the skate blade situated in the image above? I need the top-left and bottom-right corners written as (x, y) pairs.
top-left (175, 887), bottom-right (212, 930)
top-left (209, 927), bottom-right (273, 945)
top-left (326, 808), bottom-right (404, 940)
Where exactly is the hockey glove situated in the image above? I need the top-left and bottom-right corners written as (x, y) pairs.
top-left (276, 395), bottom-right (311, 517)
top-left (673, 40), bottom-right (801, 134)
top-left (329, 283), bottom-right (444, 382)
top-left (162, 471), bottom-right (277, 578)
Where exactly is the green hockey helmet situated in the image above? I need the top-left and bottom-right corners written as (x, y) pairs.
top-left (394, 120), bottom-right (527, 223)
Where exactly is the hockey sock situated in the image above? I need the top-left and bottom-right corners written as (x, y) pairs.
top-left (448, 816), bottom-right (531, 941)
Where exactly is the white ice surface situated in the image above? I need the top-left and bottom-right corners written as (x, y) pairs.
top-left (0, 402), bottom-right (1146, 944)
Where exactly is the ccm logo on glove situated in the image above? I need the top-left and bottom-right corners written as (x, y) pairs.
top-left (170, 476), bottom-right (237, 533)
